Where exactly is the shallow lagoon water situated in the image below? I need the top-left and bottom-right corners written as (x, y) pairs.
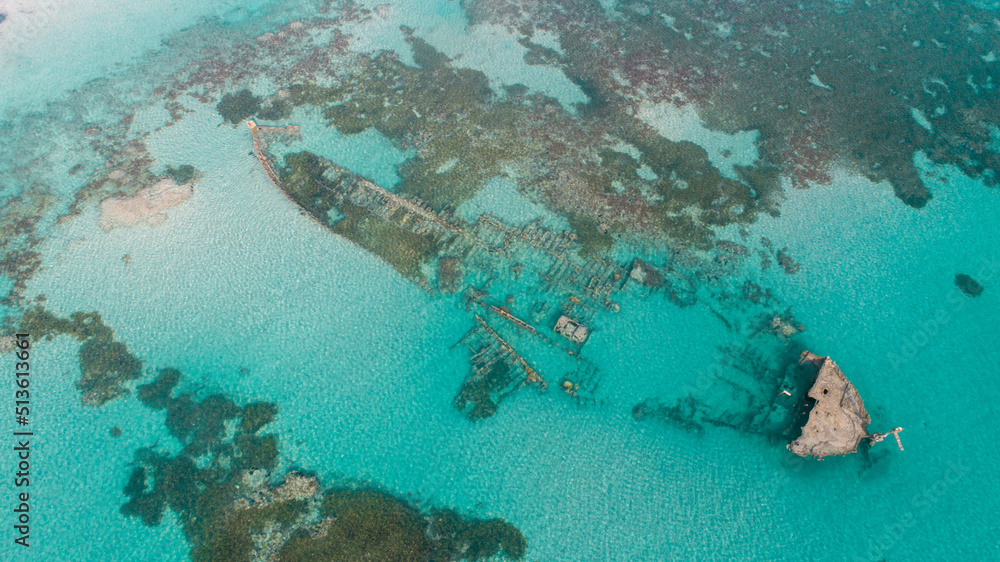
top-left (1, 1), bottom-right (999, 561)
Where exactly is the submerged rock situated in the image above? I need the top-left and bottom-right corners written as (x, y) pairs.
top-left (955, 274), bottom-right (984, 297)
top-left (788, 351), bottom-right (871, 460)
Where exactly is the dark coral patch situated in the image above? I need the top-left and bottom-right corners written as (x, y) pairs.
top-left (217, 89), bottom-right (261, 124)
top-left (955, 274), bottom-right (984, 298)
top-left (18, 307), bottom-right (143, 406)
top-left (122, 369), bottom-right (527, 561)
top-left (165, 164), bottom-right (198, 184)
top-left (137, 368), bottom-right (182, 410)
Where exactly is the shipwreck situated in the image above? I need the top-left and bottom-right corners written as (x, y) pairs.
top-left (248, 121), bottom-right (612, 418)
top-left (788, 351), bottom-right (903, 460)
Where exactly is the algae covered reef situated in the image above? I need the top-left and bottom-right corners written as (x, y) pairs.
top-left (463, 0), bottom-right (1000, 208)
top-left (230, 0), bottom-right (997, 431)
top-left (255, 34), bottom-right (779, 249)
top-left (955, 273), bottom-right (985, 297)
top-left (217, 89), bottom-right (262, 125)
top-left (1, 1), bottom-right (996, 559)
top-left (0, 0), bottom-right (846, 439)
top-left (15, 306), bottom-right (143, 406)
top-left (1, 303), bottom-right (529, 559)
top-left (122, 368), bottom-right (527, 562)
top-left (4, 0), bottom-right (998, 316)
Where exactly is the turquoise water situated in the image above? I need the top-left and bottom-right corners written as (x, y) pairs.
top-left (2, 1), bottom-right (999, 561)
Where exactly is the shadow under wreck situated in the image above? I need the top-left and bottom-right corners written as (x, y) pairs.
top-left (632, 340), bottom-right (813, 439)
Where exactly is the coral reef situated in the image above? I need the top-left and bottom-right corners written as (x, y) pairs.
top-left (8, 0), bottom-right (993, 341)
top-left (0, 188), bottom-right (52, 307)
top-left (17, 307), bottom-right (142, 406)
top-left (164, 164), bottom-right (198, 185)
top-left (0, 335), bottom-right (16, 354)
top-left (0, 0), bottom-right (868, 432)
top-left (136, 367), bottom-right (182, 410)
top-left (279, 490), bottom-right (525, 561)
top-left (283, 45), bottom-right (520, 209)
top-left (464, 0), bottom-right (1000, 208)
top-left (217, 89), bottom-right (262, 125)
top-left (270, 35), bottom-right (778, 250)
top-left (66, 140), bottom-right (160, 219)
top-left (124, 369), bottom-right (527, 561)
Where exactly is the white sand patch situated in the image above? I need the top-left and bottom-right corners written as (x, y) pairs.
top-left (603, 141), bottom-right (659, 181)
top-left (911, 107), bottom-right (934, 132)
top-left (342, 0), bottom-right (421, 65)
top-left (436, 157), bottom-right (459, 174)
top-left (609, 140), bottom-right (642, 159)
top-left (711, 21), bottom-right (733, 39)
top-left (809, 72), bottom-right (834, 90)
top-left (531, 29), bottom-right (563, 54)
top-left (98, 178), bottom-right (194, 231)
top-left (598, 0), bottom-right (621, 14)
top-left (659, 13), bottom-right (680, 32)
top-left (627, 3), bottom-right (651, 16)
top-left (636, 101), bottom-right (759, 180)
top-left (637, 164), bottom-right (658, 180)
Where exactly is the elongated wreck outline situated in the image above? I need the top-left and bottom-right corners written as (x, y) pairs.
top-left (788, 351), bottom-right (903, 460)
